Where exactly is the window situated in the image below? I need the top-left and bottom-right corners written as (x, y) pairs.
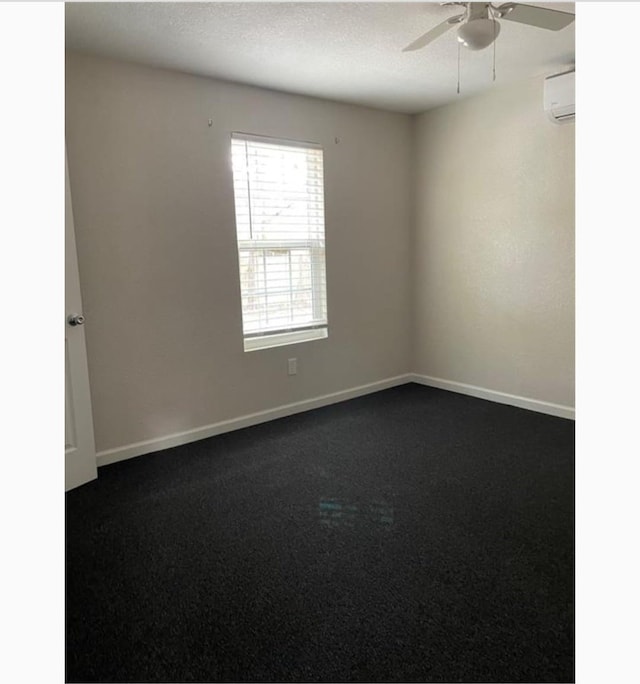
top-left (231, 133), bottom-right (328, 352)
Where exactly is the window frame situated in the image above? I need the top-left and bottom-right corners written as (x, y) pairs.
top-left (230, 132), bottom-right (329, 352)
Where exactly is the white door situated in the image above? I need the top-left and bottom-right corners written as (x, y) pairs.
top-left (65, 151), bottom-right (98, 490)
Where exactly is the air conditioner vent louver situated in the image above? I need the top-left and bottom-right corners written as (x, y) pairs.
top-left (544, 69), bottom-right (575, 124)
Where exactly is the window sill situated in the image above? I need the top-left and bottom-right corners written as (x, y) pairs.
top-left (244, 327), bottom-right (328, 352)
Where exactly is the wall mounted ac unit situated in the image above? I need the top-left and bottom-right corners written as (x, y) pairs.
top-left (544, 69), bottom-right (575, 124)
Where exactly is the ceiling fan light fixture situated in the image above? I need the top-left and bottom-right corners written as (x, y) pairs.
top-left (457, 18), bottom-right (500, 51)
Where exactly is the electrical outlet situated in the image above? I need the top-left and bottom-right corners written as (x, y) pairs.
top-left (288, 358), bottom-right (297, 376)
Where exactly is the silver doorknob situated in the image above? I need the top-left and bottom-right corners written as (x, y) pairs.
top-left (68, 314), bottom-right (86, 327)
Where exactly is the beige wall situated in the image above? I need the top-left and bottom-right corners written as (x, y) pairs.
top-left (66, 52), bottom-right (414, 453)
top-left (413, 76), bottom-right (575, 407)
top-left (66, 53), bottom-right (575, 456)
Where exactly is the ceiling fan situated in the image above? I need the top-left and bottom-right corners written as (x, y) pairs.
top-left (402, 2), bottom-right (575, 53)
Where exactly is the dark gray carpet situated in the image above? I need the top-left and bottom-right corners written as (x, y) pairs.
top-left (66, 383), bottom-right (574, 683)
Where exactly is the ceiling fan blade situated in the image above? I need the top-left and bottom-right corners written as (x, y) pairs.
top-left (401, 16), bottom-right (461, 52)
top-left (496, 3), bottom-right (574, 31)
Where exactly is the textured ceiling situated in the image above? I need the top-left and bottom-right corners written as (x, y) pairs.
top-left (65, 1), bottom-right (575, 114)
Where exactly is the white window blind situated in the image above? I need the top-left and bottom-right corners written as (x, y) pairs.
top-left (231, 133), bottom-right (328, 351)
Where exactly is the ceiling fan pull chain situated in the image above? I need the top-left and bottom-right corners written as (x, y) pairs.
top-left (492, 18), bottom-right (497, 82)
top-left (457, 39), bottom-right (461, 95)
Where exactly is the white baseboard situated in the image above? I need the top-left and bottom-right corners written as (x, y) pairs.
top-left (96, 374), bottom-right (413, 467)
top-left (410, 373), bottom-right (575, 420)
top-left (97, 371), bottom-right (574, 467)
